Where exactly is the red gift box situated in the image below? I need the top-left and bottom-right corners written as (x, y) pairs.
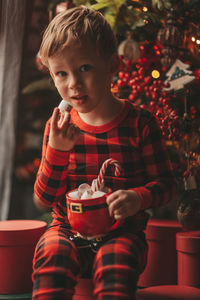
top-left (0, 220), bottom-right (46, 294)
top-left (176, 230), bottom-right (200, 288)
top-left (138, 219), bottom-right (182, 287)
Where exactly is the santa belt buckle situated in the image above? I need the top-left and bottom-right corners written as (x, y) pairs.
top-left (70, 203), bottom-right (83, 213)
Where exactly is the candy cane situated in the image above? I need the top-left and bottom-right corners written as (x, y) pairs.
top-left (92, 158), bottom-right (121, 192)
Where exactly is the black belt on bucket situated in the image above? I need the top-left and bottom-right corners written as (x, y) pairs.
top-left (67, 202), bottom-right (108, 213)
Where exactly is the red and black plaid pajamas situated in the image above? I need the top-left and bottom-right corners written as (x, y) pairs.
top-left (32, 99), bottom-right (177, 299)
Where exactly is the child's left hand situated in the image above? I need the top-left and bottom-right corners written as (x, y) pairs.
top-left (106, 190), bottom-right (141, 220)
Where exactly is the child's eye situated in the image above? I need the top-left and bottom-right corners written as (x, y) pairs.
top-left (56, 71), bottom-right (67, 77)
top-left (80, 65), bottom-right (91, 72)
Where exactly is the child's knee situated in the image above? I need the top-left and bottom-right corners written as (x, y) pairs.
top-left (33, 230), bottom-right (78, 272)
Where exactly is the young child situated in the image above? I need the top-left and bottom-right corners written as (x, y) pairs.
top-left (32, 6), bottom-right (177, 300)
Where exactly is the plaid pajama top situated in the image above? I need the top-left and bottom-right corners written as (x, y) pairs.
top-left (34, 99), bottom-right (177, 232)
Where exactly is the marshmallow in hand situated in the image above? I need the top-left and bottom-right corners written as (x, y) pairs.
top-left (58, 99), bottom-right (72, 114)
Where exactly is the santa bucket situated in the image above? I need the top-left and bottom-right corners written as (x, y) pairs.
top-left (66, 158), bottom-right (122, 237)
top-left (66, 187), bottom-right (120, 237)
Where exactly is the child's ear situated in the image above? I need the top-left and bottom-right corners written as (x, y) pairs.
top-left (110, 53), bottom-right (120, 75)
top-left (49, 70), bottom-right (55, 81)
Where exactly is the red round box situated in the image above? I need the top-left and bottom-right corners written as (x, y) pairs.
top-left (0, 220), bottom-right (46, 294)
top-left (66, 188), bottom-right (122, 237)
top-left (136, 285), bottom-right (200, 300)
top-left (176, 230), bottom-right (200, 287)
top-left (138, 219), bottom-right (182, 287)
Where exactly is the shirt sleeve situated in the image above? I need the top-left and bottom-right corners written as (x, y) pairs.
top-left (34, 119), bottom-right (70, 206)
top-left (129, 114), bottom-right (177, 210)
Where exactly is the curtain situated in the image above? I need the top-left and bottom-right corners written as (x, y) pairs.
top-left (0, 0), bottom-right (26, 220)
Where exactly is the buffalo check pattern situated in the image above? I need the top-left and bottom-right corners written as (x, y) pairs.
top-left (32, 99), bottom-right (177, 299)
top-left (34, 99), bottom-right (177, 231)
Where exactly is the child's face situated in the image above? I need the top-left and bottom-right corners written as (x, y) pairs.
top-left (48, 41), bottom-right (115, 115)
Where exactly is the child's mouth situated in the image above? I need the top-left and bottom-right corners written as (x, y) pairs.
top-left (71, 95), bottom-right (87, 104)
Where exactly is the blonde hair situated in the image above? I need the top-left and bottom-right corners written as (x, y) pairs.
top-left (39, 6), bottom-right (117, 67)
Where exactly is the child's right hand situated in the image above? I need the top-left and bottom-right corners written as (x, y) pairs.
top-left (49, 107), bottom-right (80, 151)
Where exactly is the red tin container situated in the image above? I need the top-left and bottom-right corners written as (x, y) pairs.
top-left (66, 188), bottom-right (122, 237)
top-left (138, 219), bottom-right (182, 287)
top-left (0, 220), bottom-right (46, 294)
top-left (176, 230), bottom-right (200, 287)
top-left (136, 285), bottom-right (200, 300)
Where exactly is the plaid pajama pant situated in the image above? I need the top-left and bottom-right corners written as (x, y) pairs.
top-left (32, 223), bottom-right (147, 300)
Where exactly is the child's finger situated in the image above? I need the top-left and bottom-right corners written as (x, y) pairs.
top-left (107, 196), bottom-right (122, 217)
top-left (113, 206), bottom-right (126, 219)
top-left (68, 124), bottom-right (80, 139)
top-left (113, 213), bottom-right (124, 220)
top-left (59, 111), bottom-right (70, 128)
top-left (58, 113), bottom-right (64, 127)
top-left (51, 108), bottom-right (60, 131)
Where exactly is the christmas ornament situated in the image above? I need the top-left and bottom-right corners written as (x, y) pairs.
top-left (157, 8), bottom-right (183, 70)
top-left (157, 8), bottom-right (183, 47)
top-left (163, 59), bottom-right (195, 91)
top-left (118, 31), bottom-right (140, 63)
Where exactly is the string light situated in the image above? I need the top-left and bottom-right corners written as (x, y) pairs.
top-left (142, 6), bottom-right (148, 12)
top-left (151, 70), bottom-right (160, 79)
top-left (191, 36), bottom-right (200, 46)
top-left (191, 36), bottom-right (196, 42)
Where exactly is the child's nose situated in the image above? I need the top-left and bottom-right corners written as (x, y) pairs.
top-left (68, 74), bottom-right (81, 89)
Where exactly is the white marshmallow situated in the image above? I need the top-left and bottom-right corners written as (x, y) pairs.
top-left (78, 183), bottom-right (91, 198)
top-left (92, 191), bottom-right (106, 198)
top-left (58, 99), bottom-right (72, 114)
top-left (68, 190), bottom-right (79, 199)
top-left (81, 190), bottom-right (93, 199)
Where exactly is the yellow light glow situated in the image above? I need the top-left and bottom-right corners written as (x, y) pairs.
top-left (196, 39), bottom-right (200, 45)
top-left (142, 6), bottom-right (148, 12)
top-left (151, 70), bottom-right (160, 79)
top-left (191, 36), bottom-right (196, 42)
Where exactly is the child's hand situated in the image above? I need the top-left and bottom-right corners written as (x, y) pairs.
top-left (106, 190), bottom-right (141, 220)
top-left (49, 107), bottom-right (80, 151)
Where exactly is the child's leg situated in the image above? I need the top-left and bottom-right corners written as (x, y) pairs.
top-left (32, 224), bottom-right (80, 300)
top-left (92, 231), bottom-right (147, 300)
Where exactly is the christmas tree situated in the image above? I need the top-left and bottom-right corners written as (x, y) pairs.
top-left (81, 0), bottom-right (200, 228)
top-left (17, 0), bottom-right (200, 225)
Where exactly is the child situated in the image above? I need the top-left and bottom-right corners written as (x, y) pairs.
top-left (32, 6), bottom-right (177, 300)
